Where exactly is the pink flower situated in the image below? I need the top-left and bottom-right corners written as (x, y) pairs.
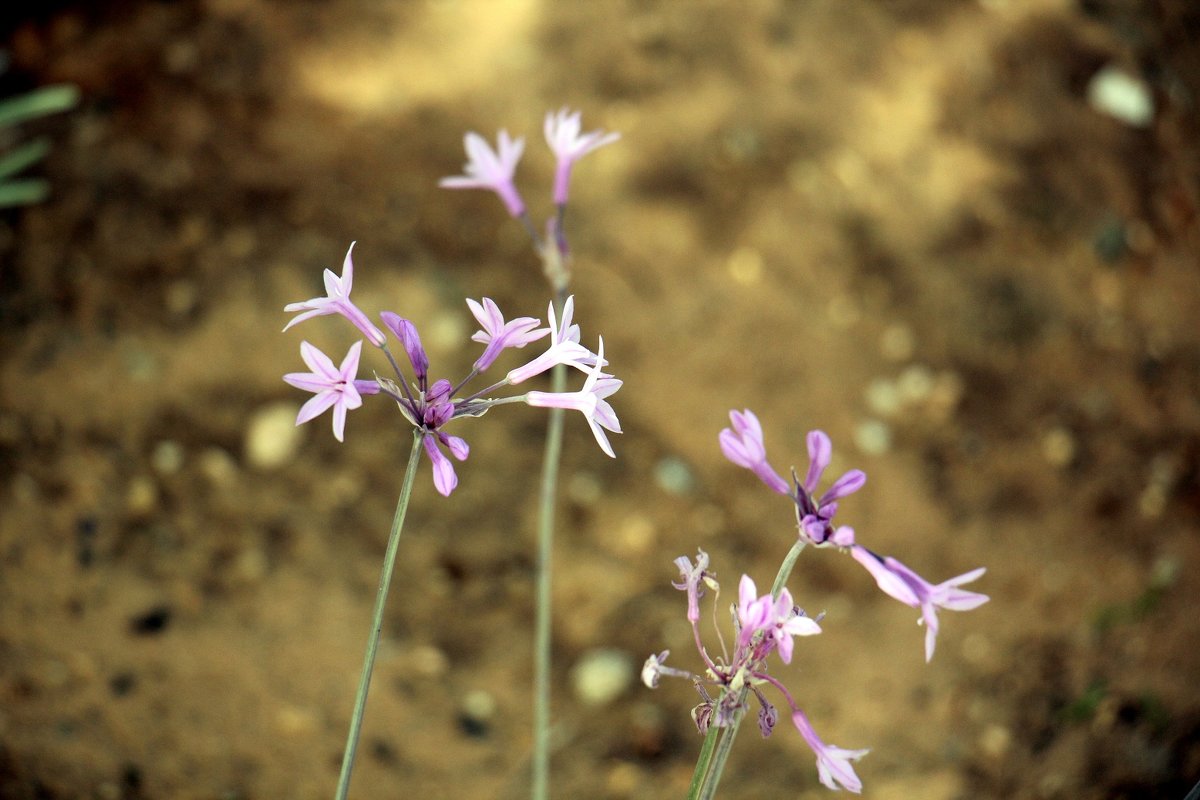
top-left (506, 295), bottom-right (599, 384)
top-left (439, 130), bottom-right (527, 218)
top-left (283, 340), bottom-right (379, 442)
top-left (525, 337), bottom-right (622, 457)
top-left (791, 710), bottom-right (869, 793)
top-left (850, 546), bottom-right (989, 662)
top-left (719, 409), bottom-right (790, 495)
top-left (283, 243), bottom-right (386, 347)
top-left (736, 575), bottom-right (821, 663)
top-left (423, 430), bottom-right (470, 497)
top-left (543, 107), bottom-right (620, 205)
top-left (466, 297), bottom-right (549, 371)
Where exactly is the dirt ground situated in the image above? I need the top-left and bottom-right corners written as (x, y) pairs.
top-left (2, 1), bottom-right (1199, 798)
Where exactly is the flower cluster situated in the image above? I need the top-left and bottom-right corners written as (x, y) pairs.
top-left (440, 108), bottom-right (620, 284)
top-left (642, 550), bottom-right (869, 793)
top-left (281, 243), bottom-right (622, 495)
top-left (719, 409), bottom-right (989, 662)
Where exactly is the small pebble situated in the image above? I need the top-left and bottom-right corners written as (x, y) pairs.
top-left (653, 456), bottom-right (695, 495)
top-left (854, 419), bottom-right (892, 455)
top-left (198, 447), bottom-right (239, 488)
top-left (151, 440), bottom-right (184, 476)
top-left (571, 648), bottom-right (634, 707)
top-left (409, 644), bottom-right (449, 677)
top-left (1041, 428), bottom-right (1076, 468)
top-left (126, 476), bottom-right (158, 517)
top-left (245, 403), bottom-right (305, 470)
top-left (727, 246), bottom-right (763, 285)
top-left (865, 378), bottom-right (901, 417)
top-left (880, 323), bottom-right (915, 361)
top-left (897, 364), bottom-right (935, 403)
top-left (614, 514), bottom-right (655, 557)
top-left (460, 689), bottom-right (496, 722)
top-left (1087, 65), bottom-right (1154, 128)
top-left (979, 724), bottom-right (1011, 759)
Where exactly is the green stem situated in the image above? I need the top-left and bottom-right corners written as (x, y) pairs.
top-left (334, 430), bottom-right (424, 800)
top-left (689, 539), bottom-right (808, 800)
top-left (532, 291), bottom-right (569, 800)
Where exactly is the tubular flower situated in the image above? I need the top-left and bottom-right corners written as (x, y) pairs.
top-left (439, 130), bottom-right (527, 218)
top-left (543, 107), bottom-right (621, 206)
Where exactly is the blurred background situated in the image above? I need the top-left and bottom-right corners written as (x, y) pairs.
top-left (1, 1), bottom-right (1198, 798)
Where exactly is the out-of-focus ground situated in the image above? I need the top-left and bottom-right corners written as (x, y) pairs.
top-left (2, 1), bottom-right (1198, 798)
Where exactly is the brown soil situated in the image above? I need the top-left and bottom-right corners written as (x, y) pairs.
top-left (2, 1), bottom-right (1199, 799)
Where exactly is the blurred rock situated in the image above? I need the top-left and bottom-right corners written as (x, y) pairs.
top-left (245, 403), bottom-right (305, 470)
top-left (571, 648), bottom-right (634, 707)
top-left (1087, 65), bottom-right (1153, 128)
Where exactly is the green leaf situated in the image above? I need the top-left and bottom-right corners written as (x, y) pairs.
top-left (0, 84), bottom-right (80, 128)
top-left (0, 137), bottom-right (51, 179)
top-left (0, 178), bottom-right (50, 207)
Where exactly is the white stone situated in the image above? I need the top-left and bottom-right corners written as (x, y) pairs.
top-left (1087, 65), bottom-right (1154, 128)
top-left (571, 648), bottom-right (634, 707)
top-left (245, 402), bottom-right (306, 470)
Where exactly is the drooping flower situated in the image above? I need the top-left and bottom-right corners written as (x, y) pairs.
top-left (719, 409), bottom-right (790, 495)
top-left (466, 297), bottom-right (548, 371)
top-left (422, 429), bottom-right (470, 497)
top-left (543, 107), bottom-right (621, 206)
top-left (850, 546), bottom-right (989, 662)
top-left (791, 710), bottom-right (870, 794)
top-left (283, 243), bottom-right (386, 347)
top-left (439, 130), bottom-right (527, 218)
top-left (283, 340), bottom-right (379, 442)
top-left (524, 337), bottom-right (622, 457)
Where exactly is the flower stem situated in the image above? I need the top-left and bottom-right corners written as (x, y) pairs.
top-left (532, 292), bottom-right (568, 800)
top-left (334, 430), bottom-right (424, 800)
top-left (689, 539), bottom-right (808, 800)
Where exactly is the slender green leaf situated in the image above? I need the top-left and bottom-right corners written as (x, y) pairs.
top-left (0, 178), bottom-right (50, 207)
top-left (0, 137), bottom-right (50, 180)
top-left (0, 84), bottom-right (80, 128)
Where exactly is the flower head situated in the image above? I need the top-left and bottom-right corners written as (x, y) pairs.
top-left (544, 107), bottom-right (620, 205)
top-left (440, 130), bottom-right (527, 218)
top-left (795, 430), bottom-right (866, 546)
top-left (791, 710), bottom-right (869, 793)
top-left (283, 243), bottom-right (386, 347)
top-left (672, 549), bottom-right (712, 623)
top-left (736, 575), bottom-right (821, 663)
top-left (283, 340), bottom-right (379, 442)
top-left (850, 546), bottom-right (989, 662)
top-left (467, 297), bottom-right (549, 371)
top-left (719, 409), bottom-right (790, 495)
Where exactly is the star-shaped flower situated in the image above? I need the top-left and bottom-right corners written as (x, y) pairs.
top-left (791, 710), bottom-right (869, 793)
top-left (850, 546), bottom-right (989, 662)
top-left (283, 243), bottom-right (386, 347)
top-left (524, 337), bottom-right (622, 457)
top-left (466, 297), bottom-right (549, 371)
top-left (439, 130), bottom-right (527, 218)
top-left (283, 340), bottom-right (378, 442)
top-left (544, 107), bottom-right (620, 205)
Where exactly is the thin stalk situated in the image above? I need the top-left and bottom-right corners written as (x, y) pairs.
top-left (690, 539), bottom-right (808, 800)
top-left (334, 431), bottom-right (424, 800)
top-left (532, 290), bottom-right (569, 800)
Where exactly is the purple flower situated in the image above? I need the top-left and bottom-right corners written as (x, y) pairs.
top-left (439, 130), bottom-right (527, 218)
top-left (672, 549), bottom-right (711, 623)
top-left (380, 312), bottom-right (429, 385)
top-left (736, 575), bottom-right (821, 663)
top-left (850, 546), bottom-right (989, 662)
top-left (719, 409), bottom-right (790, 495)
top-left (791, 710), bottom-right (869, 794)
top-left (795, 430), bottom-right (866, 546)
top-left (506, 295), bottom-right (599, 384)
top-left (543, 107), bottom-right (621, 206)
top-left (283, 340), bottom-right (379, 442)
top-left (525, 337), bottom-right (622, 457)
top-left (423, 430), bottom-right (470, 497)
top-left (283, 243), bottom-right (386, 347)
top-left (466, 297), bottom-right (549, 371)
